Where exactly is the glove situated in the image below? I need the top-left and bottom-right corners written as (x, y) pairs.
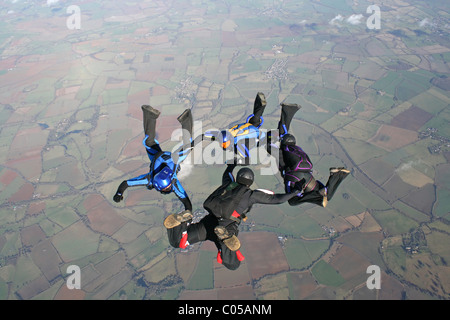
top-left (113, 193), bottom-right (123, 203)
top-left (292, 189), bottom-right (303, 197)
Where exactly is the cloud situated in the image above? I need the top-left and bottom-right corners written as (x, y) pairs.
top-left (419, 18), bottom-right (436, 28)
top-left (347, 14), bottom-right (364, 25)
top-left (47, 0), bottom-right (59, 6)
top-left (176, 163), bottom-right (194, 181)
top-left (329, 14), bottom-right (344, 25)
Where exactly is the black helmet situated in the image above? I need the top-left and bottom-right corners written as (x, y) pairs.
top-left (236, 167), bottom-right (254, 186)
top-left (281, 133), bottom-right (296, 146)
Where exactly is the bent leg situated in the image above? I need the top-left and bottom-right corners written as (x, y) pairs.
top-left (286, 178), bottom-right (327, 207)
top-left (288, 188), bottom-right (326, 207)
top-left (218, 244), bottom-right (244, 270)
top-left (325, 168), bottom-right (350, 201)
top-left (142, 105), bottom-right (160, 148)
top-left (278, 103), bottom-right (301, 136)
top-left (166, 223), bottom-right (187, 248)
top-left (248, 92), bottom-right (266, 127)
top-left (177, 108), bottom-right (193, 147)
top-left (166, 217), bottom-right (209, 249)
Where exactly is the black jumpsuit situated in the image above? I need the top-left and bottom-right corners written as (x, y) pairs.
top-left (167, 164), bottom-right (297, 270)
top-left (276, 104), bottom-right (350, 207)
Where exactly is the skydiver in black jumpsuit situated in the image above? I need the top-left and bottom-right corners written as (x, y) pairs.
top-left (164, 164), bottom-right (299, 270)
top-left (276, 103), bottom-right (350, 207)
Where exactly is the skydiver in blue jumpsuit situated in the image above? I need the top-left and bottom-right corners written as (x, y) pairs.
top-left (113, 105), bottom-right (194, 212)
top-left (204, 92), bottom-right (267, 165)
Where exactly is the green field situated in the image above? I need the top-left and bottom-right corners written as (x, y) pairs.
top-left (311, 260), bottom-right (346, 287)
top-left (284, 238), bottom-right (330, 270)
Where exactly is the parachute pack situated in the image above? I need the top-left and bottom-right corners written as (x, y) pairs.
top-left (203, 182), bottom-right (248, 221)
top-left (283, 144), bottom-right (313, 173)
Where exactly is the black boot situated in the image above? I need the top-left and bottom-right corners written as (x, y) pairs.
top-left (278, 103), bottom-right (301, 136)
top-left (326, 168), bottom-right (350, 201)
top-left (141, 105), bottom-right (160, 118)
top-left (249, 92), bottom-right (266, 127)
top-left (163, 210), bottom-right (193, 229)
top-left (177, 109), bottom-right (193, 147)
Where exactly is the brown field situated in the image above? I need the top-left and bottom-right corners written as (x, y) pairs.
top-left (390, 106), bottom-right (433, 131)
top-left (382, 173), bottom-right (417, 200)
top-left (26, 201), bottom-right (46, 215)
top-left (397, 166), bottom-right (433, 188)
top-left (401, 183), bottom-right (435, 215)
top-left (121, 135), bottom-right (146, 158)
top-left (214, 260), bottom-right (251, 288)
top-left (151, 85), bottom-right (170, 96)
top-left (240, 231), bottom-right (289, 280)
top-left (359, 158), bottom-right (396, 186)
top-left (124, 187), bottom-right (163, 207)
top-left (288, 271), bottom-right (320, 300)
top-left (9, 182), bottom-right (34, 202)
top-left (345, 213), bottom-right (364, 228)
top-left (178, 289), bottom-right (218, 300)
top-left (83, 252), bottom-right (128, 293)
top-left (127, 90), bottom-right (151, 120)
top-left (54, 284), bottom-right (86, 300)
top-left (378, 272), bottom-right (405, 300)
top-left (221, 31), bottom-right (241, 47)
top-left (290, 52), bottom-right (323, 66)
top-left (21, 224), bottom-right (47, 247)
top-left (31, 239), bottom-right (62, 282)
top-left (0, 169), bottom-right (18, 185)
top-left (329, 245), bottom-right (370, 281)
top-left (56, 161), bottom-right (86, 188)
top-left (330, 216), bottom-right (354, 233)
top-left (154, 115), bottom-right (181, 144)
top-left (368, 124), bottom-right (418, 152)
top-left (218, 285), bottom-right (254, 300)
top-left (359, 212), bottom-right (383, 233)
top-left (337, 231), bottom-right (385, 267)
top-left (17, 275), bottom-right (50, 300)
top-left (6, 152), bottom-right (42, 182)
top-left (84, 194), bottom-right (127, 235)
top-left (0, 56), bottom-right (17, 70)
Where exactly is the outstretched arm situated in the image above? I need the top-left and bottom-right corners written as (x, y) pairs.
top-left (250, 189), bottom-right (299, 205)
top-left (113, 173), bottom-right (150, 203)
top-left (172, 180), bottom-right (193, 211)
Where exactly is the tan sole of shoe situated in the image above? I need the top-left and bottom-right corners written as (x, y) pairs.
top-left (322, 196), bottom-right (328, 208)
top-left (141, 105), bottom-right (161, 117)
top-left (330, 167), bottom-right (350, 174)
top-left (163, 211), bottom-right (192, 229)
top-left (223, 235), bottom-right (241, 251)
top-left (256, 93), bottom-right (266, 107)
top-left (215, 226), bottom-right (241, 251)
top-left (214, 226), bottom-right (229, 241)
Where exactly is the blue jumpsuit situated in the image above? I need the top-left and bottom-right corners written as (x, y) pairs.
top-left (115, 135), bottom-right (192, 211)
